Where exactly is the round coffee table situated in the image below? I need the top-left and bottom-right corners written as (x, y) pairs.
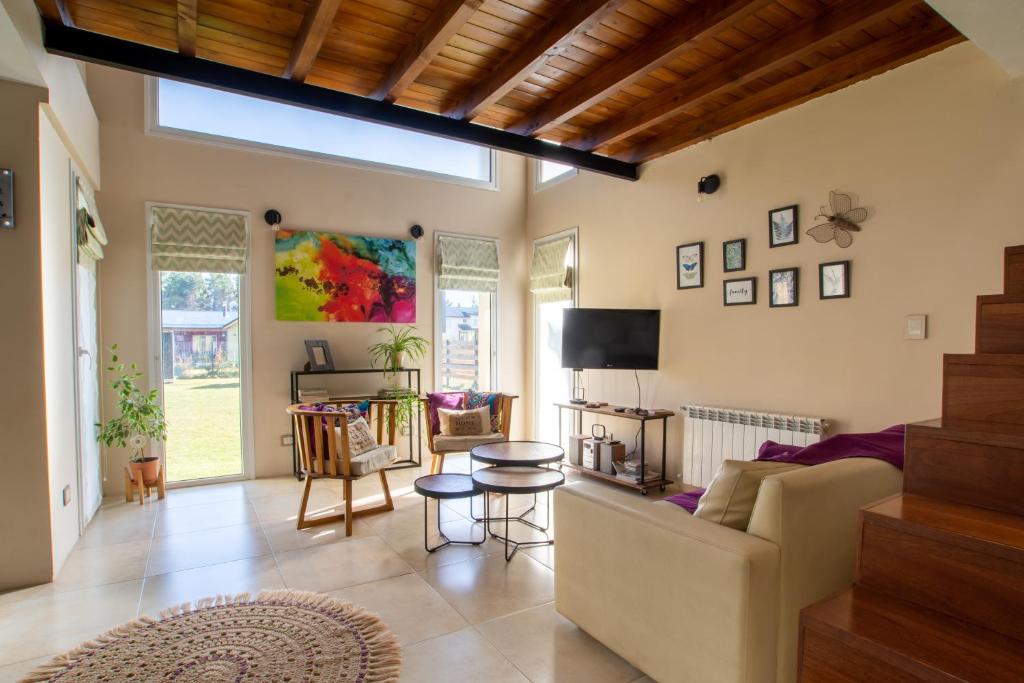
top-left (414, 474), bottom-right (484, 553)
top-left (470, 440), bottom-right (565, 467)
top-left (472, 466), bottom-right (565, 560)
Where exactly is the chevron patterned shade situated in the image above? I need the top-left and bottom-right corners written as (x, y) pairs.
top-left (530, 237), bottom-right (572, 304)
top-left (438, 234), bottom-right (499, 293)
top-left (151, 206), bottom-right (248, 273)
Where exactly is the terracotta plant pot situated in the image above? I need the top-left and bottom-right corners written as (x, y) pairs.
top-left (129, 456), bottom-right (160, 484)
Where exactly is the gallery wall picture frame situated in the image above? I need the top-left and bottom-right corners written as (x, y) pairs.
top-left (304, 339), bottom-right (335, 371)
top-left (723, 277), bottom-right (757, 306)
top-left (769, 267), bottom-right (799, 308)
top-left (676, 241), bottom-right (705, 289)
top-left (723, 238), bottom-right (746, 272)
top-left (769, 205), bottom-right (799, 248)
top-left (819, 260), bottom-right (851, 299)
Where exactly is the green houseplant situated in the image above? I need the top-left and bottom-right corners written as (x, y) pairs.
top-left (368, 326), bottom-right (428, 429)
top-left (97, 344), bottom-right (168, 483)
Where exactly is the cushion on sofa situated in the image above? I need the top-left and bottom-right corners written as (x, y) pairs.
top-left (433, 432), bottom-right (505, 453)
top-left (347, 444), bottom-right (397, 476)
top-left (427, 392), bottom-right (465, 435)
top-left (438, 406), bottom-right (491, 436)
top-left (694, 459), bottom-right (805, 530)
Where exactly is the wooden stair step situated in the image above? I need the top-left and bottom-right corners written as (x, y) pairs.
top-left (976, 294), bottom-right (1024, 354)
top-left (856, 494), bottom-right (1024, 642)
top-left (905, 419), bottom-right (1024, 516)
top-left (799, 586), bottom-right (1024, 682)
top-left (1004, 245), bottom-right (1024, 297)
top-left (942, 354), bottom-right (1024, 426)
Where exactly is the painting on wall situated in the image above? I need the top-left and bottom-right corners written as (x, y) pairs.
top-left (769, 205), bottom-right (799, 247)
top-left (676, 241), bottom-right (704, 289)
top-left (275, 229), bottom-right (416, 322)
top-left (723, 238), bottom-right (746, 272)
top-left (769, 267), bottom-right (799, 307)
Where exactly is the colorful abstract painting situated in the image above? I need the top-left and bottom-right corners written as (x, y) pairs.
top-left (275, 230), bottom-right (416, 322)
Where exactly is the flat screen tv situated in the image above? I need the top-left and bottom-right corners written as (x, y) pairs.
top-left (561, 308), bottom-right (660, 370)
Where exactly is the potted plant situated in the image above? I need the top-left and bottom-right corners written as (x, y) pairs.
top-left (97, 344), bottom-right (168, 485)
top-left (367, 325), bottom-right (429, 375)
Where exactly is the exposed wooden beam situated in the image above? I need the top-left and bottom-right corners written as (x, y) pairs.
top-left (37, 0), bottom-right (73, 26)
top-left (41, 22), bottom-right (639, 180)
top-left (446, 0), bottom-right (627, 121)
top-left (570, 0), bottom-right (918, 152)
top-left (506, 0), bottom-right (775, 137)
top-left (371, 0), bottom-right (483, 102)
top-left (620, 18), bottom-right (962, 164)
top-left (284, 0), bottom-right (343, 82)
top-left (176, 0), bottom-right (198, 58)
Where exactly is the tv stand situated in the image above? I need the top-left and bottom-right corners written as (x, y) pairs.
top-left (555, 401), bottom-right (674, 495)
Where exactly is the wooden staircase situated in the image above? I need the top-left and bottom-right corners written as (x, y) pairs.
top-left (797, 245), bottom-right (1024, 683)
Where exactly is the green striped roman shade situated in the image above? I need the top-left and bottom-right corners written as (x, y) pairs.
top-left (151, 206), bottom-right (248, 273)
top-left (438, 234), bottom-right (499, 292)
top-left (529, 236), bottom-right (572, 303)
top-left (76, 177), bottom-right (108, 261)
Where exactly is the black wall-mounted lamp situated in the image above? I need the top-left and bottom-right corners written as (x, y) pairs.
top-left (697, 174), bottom-right (721, 198)
top-left (264, 209), bottom-right (282, 230)
top-left (409, 224), bottom-right (424, 240)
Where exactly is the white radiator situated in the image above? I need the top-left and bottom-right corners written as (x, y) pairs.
top-left (681, 405), bottom-right (828, 487)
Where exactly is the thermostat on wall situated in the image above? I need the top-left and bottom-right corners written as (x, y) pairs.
top-left (905, 314), bottom-right (927, 340)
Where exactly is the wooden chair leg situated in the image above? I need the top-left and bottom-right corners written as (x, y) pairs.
top-left (157, 466), bottom-right (166, 500)
top-left (124, 469), bottom-right (133, 504)
top-left (379, 470), bottom-right (394, 511)
top-left (136, 475), bottom-right (145, 506)
top-left (343, 480), bottom-right (353, 537)
top-left (436, 453), bottom-right (446, 474)
top-left (296, 475), bottom-right (313, 530)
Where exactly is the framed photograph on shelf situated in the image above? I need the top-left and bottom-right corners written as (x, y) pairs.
top-left (769, 205), bottom-right (799, 247)
top-left (819, 260), bottom-right (850, 299)
top-left (723, 277), bottom-right (757, 306)
top-left (304, 339), bottom-right (335, 371)
top-left (723, 238), bottom-right (746, 272)
top-left (676, 241), bottom-right (704, 289)
top-left (769, 267), bottom-right (799, 307)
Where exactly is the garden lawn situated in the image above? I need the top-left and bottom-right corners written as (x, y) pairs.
top-left (163, 377), bottom-right (242, 482)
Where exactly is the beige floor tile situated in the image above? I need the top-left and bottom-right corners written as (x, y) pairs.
top-left (477, 603), bottom-right (641, 683)
top-left (159, 481), bottom-right (247, 509)
top-left (139, 555), bottom-right (285, 616)
top-left (421, 552), bottom-right (555, 625)
top-left (400, 628), bottom-right (528, 683)
top-left (261, 516), bottom-right (374, 554)
top-left (146, 523), bottom-right (271, 576)
top-left (328, 573), bottom-right (467, 646)
top-left (522, 544), bottom-right (555, 570)
top-left (242, 476), bottom-right (305, 498)
top-left (155, 498), bottom-right (257, 536)
top-left (0, 580), bottom-right (143, 666)
top-left (248, 487), bottom-right (345, 525)
top-left (374, 507), bottom-right (498, 572)
top-left (75, 505), bottom-right (157, 549)
top-left (0, 655), bottom-right (56, 680)
top-left (52, 539), bottom-right (152, 592)
top-left (275, 536), bottom-right (413, 593)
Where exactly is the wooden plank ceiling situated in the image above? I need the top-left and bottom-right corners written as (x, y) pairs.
top-left (38, 0), bottom-right (963, 167)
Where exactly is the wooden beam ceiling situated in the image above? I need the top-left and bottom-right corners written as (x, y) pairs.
top-left (620, 17), bottom-right (962, 163)
top-left (568, 0), bottom-right (918, 152)
top-left (176, 0), bottom-right (197, 58)
top-left (284, 0), bottom-right (344, 82)
top-left (505, 0), bottom-right (777, 137)
top-left (36, 0), bottom-right (72, 26)
top-left (371, 0), bottom-right (483, 102)
top-left (445, 0), bottom-right (627, 121)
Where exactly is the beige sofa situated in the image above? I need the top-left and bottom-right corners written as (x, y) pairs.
top-left (553, 458), bottom-right (902, 683)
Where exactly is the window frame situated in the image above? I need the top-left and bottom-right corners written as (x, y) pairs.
top-left (144, 77), bottom-right (499, 191)
top-left (433, 231), bottom-right (500, 393)
top-left (534, 159), bottom-right (578, 192)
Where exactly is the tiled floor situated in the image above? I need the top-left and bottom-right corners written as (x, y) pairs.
top-left (0, 455), bottom-right (652, 682)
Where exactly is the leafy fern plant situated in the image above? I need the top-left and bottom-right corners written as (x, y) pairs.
top-left (96, 344), bottom-right (167, 462)
top-left (367, 325), bottom-right (429, 374)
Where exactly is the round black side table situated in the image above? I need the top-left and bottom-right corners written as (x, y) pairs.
top-left (471, 466), bottom-right (565, 561)
top-left (414, 474), bottom-right (484, 553)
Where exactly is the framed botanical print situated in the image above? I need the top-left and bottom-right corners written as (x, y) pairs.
top-left (769, 205), bottom-right (799, 247)
top-left (819, 260), bottom-right (850, 299)
top-left (676, 241), bottom-right (704, 289)
top-left (723, 238), bottom-right (746, 272)
top-left (723, 277), bottom-right (757, 306)
top-left (769, 267), bottom-right (799, 307)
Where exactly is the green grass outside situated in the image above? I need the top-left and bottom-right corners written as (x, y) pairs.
top-left (163, 377), bottom-right (242, 482)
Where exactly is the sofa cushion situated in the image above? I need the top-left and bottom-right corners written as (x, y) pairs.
top-left (438, 406), bottom-right (491, 436)
top-left (433, 432), bottom-right (505, 453)
top-left (342, 417), bottom-right (377, 456)
top-left (347, 444), bottom-right (397, 476)
top-left (427, 392), bottom-right (465, 435)
top-left (694, 459), bottom-right (804, 530)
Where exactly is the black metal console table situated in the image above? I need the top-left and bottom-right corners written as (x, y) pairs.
top-left (555, 401), bottom-right (674, 495)
top-left (290, 368), bottom-right (422, 479)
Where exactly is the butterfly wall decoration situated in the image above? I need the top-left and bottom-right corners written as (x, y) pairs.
top-left (807, 191), bottom-right (867, 248)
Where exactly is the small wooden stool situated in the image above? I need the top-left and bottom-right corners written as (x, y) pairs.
top-left (124, 464), bottom-right (166, 505)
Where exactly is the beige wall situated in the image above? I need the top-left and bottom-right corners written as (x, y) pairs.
top-left (0, 80), bottom-right (53, 590)
top-left (526, 43), bottom-right (1024, 483)
top-left (87, 66), bottom-right (528, 490)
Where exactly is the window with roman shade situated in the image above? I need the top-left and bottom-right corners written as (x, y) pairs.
top-left (76, 178), bottom-right (108, 261)
top-left (437, 234), bottom-right (499, 293)
top-left (151, 206), bottom-right (248, 273)
top-left (529, 236), bottom-right (573, 304)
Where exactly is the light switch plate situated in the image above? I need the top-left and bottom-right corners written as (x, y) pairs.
top-left (62, 485), bottom-right (71, 507)
top-left (0, 168), bottom-right (13, 229)
top-left (905, 314), bottom-right (927, 340)
top-left (281, 434), bottom-right (294, 446)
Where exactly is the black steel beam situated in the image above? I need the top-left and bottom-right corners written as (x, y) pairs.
top-left (43, 23), bottom-right (640, 181)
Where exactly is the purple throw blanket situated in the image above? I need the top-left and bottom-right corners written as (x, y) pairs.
top-left (664, 425), bottom-right (906, 513)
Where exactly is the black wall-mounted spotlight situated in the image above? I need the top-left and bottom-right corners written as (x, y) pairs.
top-left (264, 209), bottom-right (282, 228)
top-left (409, 224), bottom-right (424, 240)
top-left (697, 174), bottom-right (721, 196)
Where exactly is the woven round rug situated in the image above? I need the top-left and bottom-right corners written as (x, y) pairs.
top-left (21, 590), bottom-right (401, 683)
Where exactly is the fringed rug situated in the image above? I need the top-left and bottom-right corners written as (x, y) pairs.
top-left (21, 590), bottom-right (401, 683)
